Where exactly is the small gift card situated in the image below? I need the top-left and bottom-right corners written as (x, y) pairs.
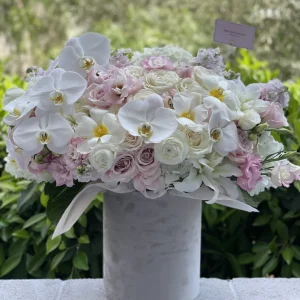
top-left (213, 19), bottom-right (255, 50)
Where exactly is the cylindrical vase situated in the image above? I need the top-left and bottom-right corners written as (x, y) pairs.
top-left (103, 191), bottom-right (202, 300)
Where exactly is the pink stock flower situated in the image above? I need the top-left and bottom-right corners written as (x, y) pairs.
top-left (237, 154), bottom-right (262, 192)
top-left (261, 102), bottom-right (288, 129)
top-left (102, 152), bottom-right (138, 183)
top-left (62, 138), bottom-right (88, 170)
top-left (271, 160), bottom-right (300, 188)
top-left (47, 157), bottom-right (74, 187)
top-left (141, 56), bottom-right (174, 71)
top-left (102, 69), bottom-right (142, 105)
top-left (133, 168), bottom-right (163, 192)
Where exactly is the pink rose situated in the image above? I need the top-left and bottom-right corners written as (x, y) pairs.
top-left (237, 154), bottom-right (262, 192)
top-left (271, 160), bottom-right (300, 188)
top-left (261, 102), bottom-right (288, 128)
top-left (135, 144), bottom-right (159, 174)
top-left (102, 69), bottom-right (142, 105)
top-left (141, 56), bottom-right (174, 71)
top-left (103, 152), bottom-right (138, 183)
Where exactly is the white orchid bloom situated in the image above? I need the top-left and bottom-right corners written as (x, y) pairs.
top-left (28, 68), bottom-right (86, 114)
top-left (3, 87), bottom-right (25, 106)
top-left (75, 108), bottom-right (126, 153)
top-left (118, 94), bottom-right (178, 143)
top-left (198, 75), bottom-right (242, 120)
top-left (208, 110), bottom-right (238, 156)
top-left (13, 111), bottom-right (73, 155)
top-left (58, 32), bottom-right (110, 76)
top-left (172, 92), bottom-right (208, 131)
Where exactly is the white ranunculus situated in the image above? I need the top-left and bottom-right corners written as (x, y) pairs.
top-left (172, 92), bottom-right (208, 130)
top-left (89, 143), bottom-right (116, 172)
top-left (256, 131), bottom-right (284, 158)
top-left (208, 110), bottom-right (238, 156)
top-left (123, 65), bottom-right (145, 78)
top-left (238, 109), bottom-right (261, 130)
top-left (13, 111), bottom-right (74, 155)
top-left (3, 88), bottom-right (25, 106)
top-left (28, 68), bottom-right (87, 114)
top-left (154, 130), bottom-right (188, 165)
top-left (132, 89), bottom-right (156, 100)
top-left (144, 70), bottom-right (179, 93)
top-left (175, 78), bottom-right (196, 92)
top-left (75, 108), bottom-right (126, 153)
top-left (58, 32), bottom-right (110, 76)
top-left (118, 94), bottom-right (177, 143)
top-left (183, 126), bottom-right (213, 157)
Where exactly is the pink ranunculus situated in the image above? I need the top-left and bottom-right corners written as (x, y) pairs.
top-left (84, 83), bottom-right (109, 109)
top-left (47, 157), bottom-right (74, 187)
top-left (141, 56), bottom-right (174, 71)
top-left (103, 152), bottom-right (138, 183)
top-left (62, 138), bottom-right (88, 170)
top-left (237, 154), bottom-right (262, 192)
top-left (260, 102), bottom-right (288, 129)
top-left (135, 144), bottom-right (159, 174)
top-left (271, 160), bottom-right (300, 188)
top-left (102, 69), bottom-right (142, 105)
top-left (175, 64), bottom-right (193, 78)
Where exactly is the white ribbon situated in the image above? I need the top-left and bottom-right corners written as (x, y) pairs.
top-left (53, 183), bottom-right (258, 238)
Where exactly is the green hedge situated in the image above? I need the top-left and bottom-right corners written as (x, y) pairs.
top-left (0, 52), bottom-right (300, 279)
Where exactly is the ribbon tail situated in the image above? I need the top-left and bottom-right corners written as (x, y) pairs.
top-left (214, 195), bottom-right (258, 212)
top-left (52, 184), bottom-right (103, 238)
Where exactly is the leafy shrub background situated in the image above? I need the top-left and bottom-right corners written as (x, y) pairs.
top-left (0, 2), bottom-right (300, 279)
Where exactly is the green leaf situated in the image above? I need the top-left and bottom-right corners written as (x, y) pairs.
top-left (238, 253), bottom-right (254, 265)
top-left (50, 250), bottom-right (67, 271)
top-left (26, 251), bottom-right (46, 275)
top-left (23, 213), bottom-right (46, 229)
top-left (262, 256), bottom-right (278, 275)
top-left (0, 244), bottom-right (5, 265)
top-left (282, 247), bottom-right (294, 265)
top-left (40, 192), bottom-right (49, 207)
top-left (73, 251), bottom-right (89, 271)
top-left (78, 235), bottom-right (90, 244)
top-left (0, 255), bottom-right (22, 277)
top-left (45, 182), bottom-right (85, 225)
top-left (12, 229), bottom-right (30, 239)
top-left (253, 251), bottom-right (270, 269)
top-left (291, 245), bottom-right (300, 260)
top-left (276, 220), bottom-right (289, 240)
top-left (64, 227), bottom-right (76, 239)
top-left (253, 215), bottom-right (272, 226)
top-left (9, 239), bottom-right (28, 257)
top-left (17, 182), bottom-right (39, 213)
top-left (46, 235), bottom-right (62, 255)
top-left (78, 215), bottom-right (87, 227)
top-left (252, 242), bottom-right (268, 253)
top-left (291, 262), bottom-right (300, 277)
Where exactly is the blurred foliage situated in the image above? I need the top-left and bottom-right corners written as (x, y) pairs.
top-left (1, 1), bottom-right (300, 78)
top-left (0, 1), bottom-right (300, 279)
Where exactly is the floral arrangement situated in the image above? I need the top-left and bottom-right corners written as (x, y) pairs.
top-left (3, 32), bottom-right (299, 236)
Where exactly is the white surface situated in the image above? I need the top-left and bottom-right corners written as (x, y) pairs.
top-left (0, 279), bottom-right (300, 300)
top-left (103, 192), bottom-right (202, 300)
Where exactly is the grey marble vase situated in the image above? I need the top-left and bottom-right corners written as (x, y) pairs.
top-left (103, 191), bottom-right (202, 300)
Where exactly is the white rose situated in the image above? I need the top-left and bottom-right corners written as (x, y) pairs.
top-left (3, 88), bottom-right (25, 106)
top-left (144, 70), bottom-right (179, 94)
top-left (238, 109), bottom-right (261, 130)
top-left (132, 88), bottom-right (156, 100)
top-left (120, 132), bottom-right (143, 151)
top-left (89, 143), bottom-right (116, 172)
top-left (256, 131), bottom-right (284, 158)
top-left (183, 127), bottom-right (213, 157)
top-left (192, 66), bottom-right (218, 86)
top-left (154, 130), bottom-right (188, 165)
top-left (124, 65), bottom-right (145, 78)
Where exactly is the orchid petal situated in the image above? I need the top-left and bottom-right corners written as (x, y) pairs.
top-left (75, 115), bottom-right (97, 138)
top-left (174, 168), bottom-right (202, 192)
top-left (49, 68), bottom-right (65, 88)
top-left (173, 93), bottom-right (191, 116)
top-left (58, 46), bottom-right (84, 76)
top-left (90, 108), bottom-right (108, 125)
top-left (144, 94), bottom-right (164, 121)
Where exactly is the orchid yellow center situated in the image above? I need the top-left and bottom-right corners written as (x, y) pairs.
top-left (50, 90), bottom-right (64, 105)
top-left (210, 88), bottom-right (224, 101)
top-left (181, 111), bottom-right (194, 121)
top-left (81, 56), bottom-right (95, 70)
top-left (94, 125), bottom-right (108, 138)
top-left (12, 108), bottom-right (21, 117)
top-left (210, 128), bottom-right (222, 142)
top-left (138, 122), bottom-right (153, 138)
top-left (36, 131), bottom-right (50, 144)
